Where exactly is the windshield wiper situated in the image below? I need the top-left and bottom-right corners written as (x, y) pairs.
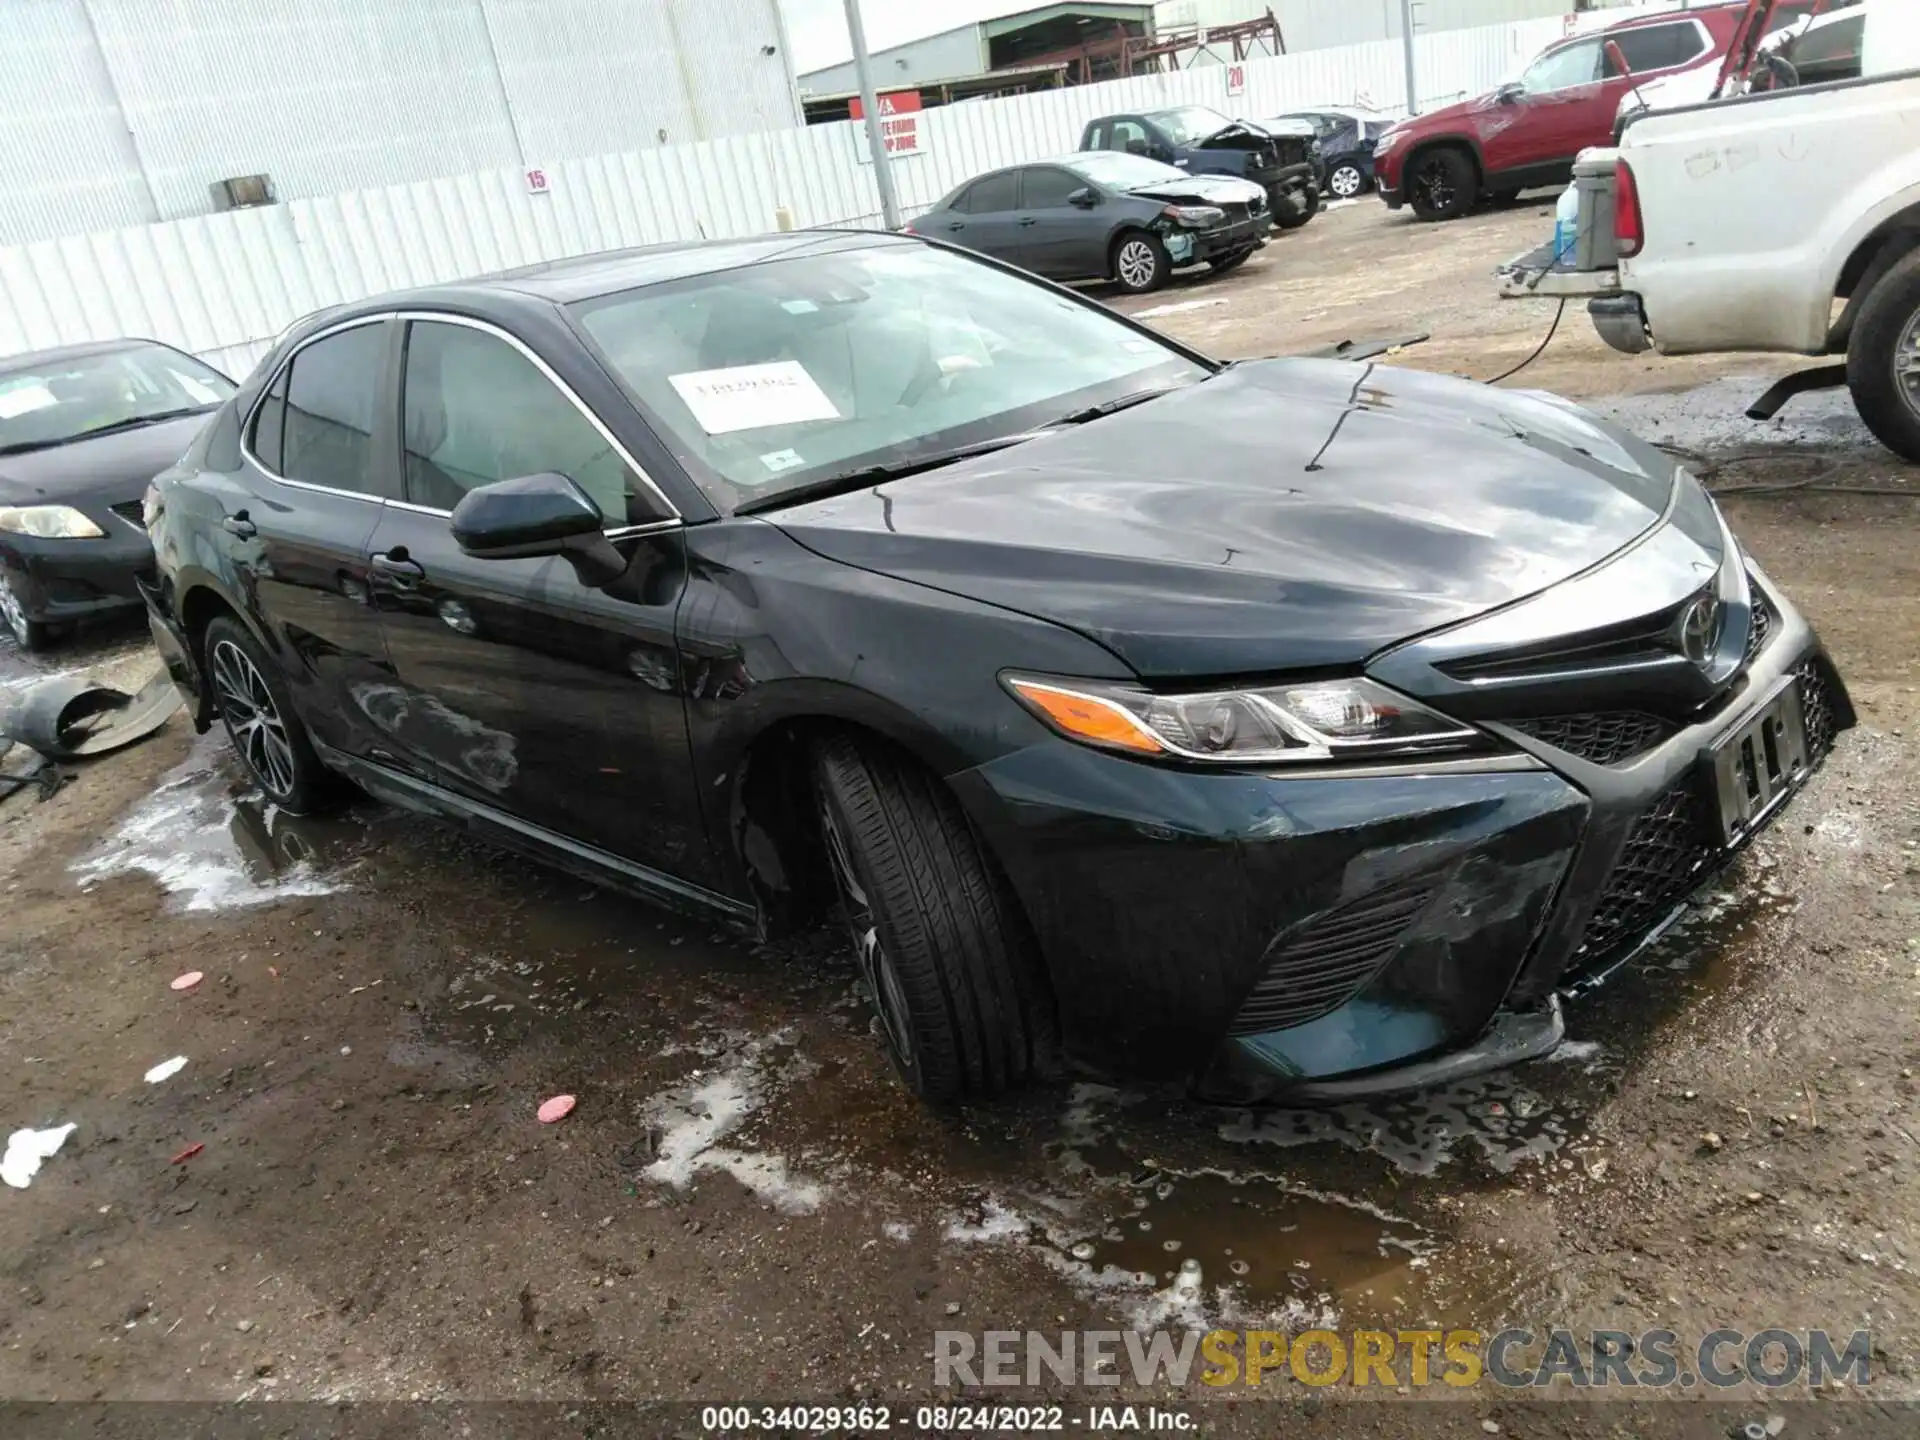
top-left (733, 432), bottom-right (1041, 516)
top-left (1042, 387), bottom-right (1179, 429)
top-left (59, 407), bottom-right (215, 444)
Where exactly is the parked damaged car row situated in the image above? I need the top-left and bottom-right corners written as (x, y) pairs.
top-left (61, 227), bottom-right (1847, 1111)
top-left (918, 102), bottom-right (1352, 292)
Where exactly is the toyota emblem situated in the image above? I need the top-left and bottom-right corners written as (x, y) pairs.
top-left (1678, 594), bottom-right (1724, 668)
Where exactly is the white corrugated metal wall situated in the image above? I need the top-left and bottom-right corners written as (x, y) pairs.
top-left (0, 0), bottom-right (800, 247)
top-left (0, 12), bottom-right (1608, 379)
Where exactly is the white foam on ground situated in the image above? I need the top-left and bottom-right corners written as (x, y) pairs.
top-left (144, 1056), bottom-right (188, 1084)
top-left (71, 735), bottom-right (342, 913)
top-left (1132, 297), bottom-right (1229, 319)
top-left (640, 1030), bottom-right (826, 1215)
top-left (2, 1123), bottom-right (75, 1188)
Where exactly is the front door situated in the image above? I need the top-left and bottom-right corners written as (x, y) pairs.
top-left (941, 170), bottom-right (1024, 263)
top-left (234, 318), bottom-right (396, 759)
top-left (362, 315), bottom-right (712, 887)
top-left (1017, 165), bottom-right (1104, 279)
top-left (1484, 35), bottom-right (1608, 174)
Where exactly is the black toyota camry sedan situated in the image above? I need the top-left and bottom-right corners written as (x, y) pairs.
top-left (1, 339), bottom-right (233, 649)
top-left (139, 231), bottom-right (1851, 1106)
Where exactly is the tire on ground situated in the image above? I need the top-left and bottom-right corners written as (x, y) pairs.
top-left (812, 732), bottom-right (1056, 1103)
top-left (1407, 146), bottom-right (1477, 222)
top-left (1846, 247), bottom-right (1920, 463)
top-left (202, 614), bottom-right (337, 814)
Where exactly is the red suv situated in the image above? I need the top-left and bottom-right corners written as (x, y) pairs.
top-left (1373, 2), bottom-right (1817, 221)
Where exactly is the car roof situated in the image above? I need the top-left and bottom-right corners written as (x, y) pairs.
top-left (0, 337), bottom-right (176, 375)
top-left (316, 229), bottom-right (917, 318)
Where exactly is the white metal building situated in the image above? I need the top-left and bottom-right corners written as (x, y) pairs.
top-left (797, 2), bottom-right (1158, 97)
top-left (1157, 0), bottom-right (1587, 51)
top-left (0, 0), bottom-right (802, 247)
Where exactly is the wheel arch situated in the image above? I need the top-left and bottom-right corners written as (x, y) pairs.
top-left (715, 682), bottom-right (1008, 940)
top-left (1827, 199), bottom-right (1920, 353)
top-left (1403, 134), bottom-right (1485, 190)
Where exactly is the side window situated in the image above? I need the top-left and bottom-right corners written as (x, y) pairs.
top-left (1085, 120), bottom-right (1109, 150)
top-left (401, 320), bottom-right (638, 523)
top-left (1020, 167), bottom-right (1084, 209)
top-left (248, 364), bottom-right (289, 472)
top-left (1521, 38), bottom-right (1603, 93)
top-left (280, 324), bottom-right (384, 494)
top-left (1111, 119), bottom-right (1150, 155)
top-left (966, 172), bottom-right (1019, 214)
top-left (1609, 22), bottom-right (1706, 76)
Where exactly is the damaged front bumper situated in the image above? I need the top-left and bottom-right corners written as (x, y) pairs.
top-left (953, 576), bottom-right (1851, 1105)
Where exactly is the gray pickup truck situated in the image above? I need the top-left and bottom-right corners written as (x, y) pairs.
top-left (1078, 105), bottom-right (1321, 228)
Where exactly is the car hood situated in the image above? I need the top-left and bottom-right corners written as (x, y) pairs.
top-left (767, 360), bottom-right (1684, 679)
top-left (1126, 175), bottom-right (1266, 206)
top-left (0, 412), bottom-right (211, 509)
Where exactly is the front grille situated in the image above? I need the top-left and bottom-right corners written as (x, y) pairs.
top-left (1508, 711), bottom-right (1677, 767)
top-left (1571, 659), bottom-right (1840, 968)
top-left (109, 500), bottom-right (146, 530)
top-left (1227, 869), bottom-right (1445, 1036)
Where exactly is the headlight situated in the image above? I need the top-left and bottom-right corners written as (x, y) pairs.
top-left (141, 481), bottom-right (163, 528)
top-left (1005, 674), bottom-right (1483, 765)
top-left (0, 504), bottom-right (106, 539)
top-left (1161, 204), bottom-right (1226, 227)
top-left (1374, 131), bottom-right (1404, 155)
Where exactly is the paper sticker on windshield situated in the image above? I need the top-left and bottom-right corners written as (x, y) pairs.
top-left (668, 361), bottom-right (839, 435)
top-left (760, 448), bottom-right (805, 473)
top-left (0, 384), bottom-right (57, 420)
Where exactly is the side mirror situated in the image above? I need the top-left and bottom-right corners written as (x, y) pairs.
top-left (449, 472), bottom-right (628, 588)
top-left (1496, 81), bottom-right (1525, 105)
top-left (1068, 186), bottom-right (1098, 208)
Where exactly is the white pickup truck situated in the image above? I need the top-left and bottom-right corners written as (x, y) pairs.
top-left (1499, 1), bottom-right (1920, 460)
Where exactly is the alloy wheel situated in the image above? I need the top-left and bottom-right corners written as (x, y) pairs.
top-left (1329, 164), bottom-right (1364, 198)
top-left (0, 573), bottom-right (29, 647)
top-left (1417, 160), bottom-right (1455, 212)
top-left (1895, 307), bottom-right (1920, 422)
top-left (1116, 239), bottom-right (1157, 290)
top-left (209, 637), bottom-right (298, 799)
top-left (819, 793), bottom-right (915, 1072)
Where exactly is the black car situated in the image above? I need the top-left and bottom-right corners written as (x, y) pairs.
top-left (0, 340), bottom-right (233, 649)
top-left (1268, 108), bottom-right (1395, 200)
top-left (141, 231), bottom-right (1851, 1107)
top-left (913, 153), bottom-right (1268, 292)
top-left (1080, 106), bottom-right (1320, 228)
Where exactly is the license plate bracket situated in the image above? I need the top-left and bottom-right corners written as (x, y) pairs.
top-left (1701, 677), bottom-right (1810, 846)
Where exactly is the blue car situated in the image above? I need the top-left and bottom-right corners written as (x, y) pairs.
top-left (1267, 108), bottom-right (1397, 201)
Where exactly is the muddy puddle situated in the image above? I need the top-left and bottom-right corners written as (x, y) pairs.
top-left (1585, 374), bottom-right (1879, 456)
top-left (72, 732), bottom-right (373, 910)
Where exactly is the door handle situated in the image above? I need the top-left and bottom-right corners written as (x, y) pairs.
top-left (1018, 217), bottom-right (1037, 227)
top-left (222, 513), bottom-right (255, 539)
top-left (370, 550), bottom-right (425, 585)
top-left (946, 221), bottom-right (964, 230)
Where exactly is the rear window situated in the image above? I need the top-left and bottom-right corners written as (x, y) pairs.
top-left (1608, 21), bottom-right (1708, 75)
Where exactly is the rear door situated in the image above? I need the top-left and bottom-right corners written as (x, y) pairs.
top-left (360, 314), bottom-right (711, 883)
top-left (937, 171), bottom-right (1023, 263)
top-left (235, 319), bottom-right (397, 758)
top-left (1017, 165), bottom-right (1105, 279)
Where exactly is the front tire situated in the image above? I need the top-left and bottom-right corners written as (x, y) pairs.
top-left (1327, 163), bottom-right (1367, 199)
top-left (1846, 248), bottom-right (1920, 463)
top-left (812, 733), bottom-right (1055, 1103)
top-left (1407, 146), bottom-right (1476, 221)
top-left (1112, 232), bottom-right (1169, 293)
top-left (203, 615), bottom-right (334, 813)
top-left (1272, 184), bottom-right (1318, 230)
top-left (0, 571), bottom-right (53, 651)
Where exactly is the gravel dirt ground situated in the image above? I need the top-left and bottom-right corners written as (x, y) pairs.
top-left (5, 197), bottom-right (1920, 1438)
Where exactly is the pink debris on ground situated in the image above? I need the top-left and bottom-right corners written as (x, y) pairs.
top-left (169, 1143), bottom-right (204, 1164)
top-left (537, 1095), bottom-right (576, 1124)
top-left (170, 971), bottom-right (204, 992)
